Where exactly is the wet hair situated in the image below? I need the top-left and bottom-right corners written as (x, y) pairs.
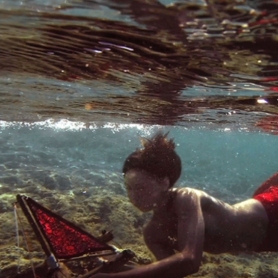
top-left (122, 132), bottom-right (181, 187)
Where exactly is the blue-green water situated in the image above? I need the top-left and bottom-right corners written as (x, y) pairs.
top-left (1, 122), bottom-right (277, 202)
top-left (0, 121), bottom-right (278, 277)
top-left (0, 0), bottom-right (278, 276)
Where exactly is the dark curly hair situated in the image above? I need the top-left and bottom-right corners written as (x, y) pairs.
top-left (122, 132), bottom-right (181, 187)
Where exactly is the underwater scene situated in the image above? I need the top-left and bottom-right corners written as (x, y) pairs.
top-left (0, 122), bottom-right (278, 277)
top-left (0, 0), bottom-right (278, 277)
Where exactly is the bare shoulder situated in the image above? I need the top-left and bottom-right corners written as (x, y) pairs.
top-left (171, 187), bottom-right (205, 205)
top-left (172, 187), bottom-right (207, 197)
top-left (169, 187), bottom-right (206, 217)
top-left (171, 187), bottom-right (234, 216)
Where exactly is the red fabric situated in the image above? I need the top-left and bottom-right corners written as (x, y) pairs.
top-left (253, 186), bottom-right (278, 251)
top-left (24, 196), bottom-right (114, 259)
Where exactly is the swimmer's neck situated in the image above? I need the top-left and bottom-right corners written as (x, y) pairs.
top-left (152, 188), bottom-right (176, 214)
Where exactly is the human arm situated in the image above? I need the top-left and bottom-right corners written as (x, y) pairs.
top-left (93, 189), bottom-right (205, 278)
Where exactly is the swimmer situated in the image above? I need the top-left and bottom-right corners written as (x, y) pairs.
top-left (94, 132), bottom-right (278, 278)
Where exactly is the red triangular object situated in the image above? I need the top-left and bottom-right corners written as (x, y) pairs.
top-left (17, 194), bottom-right (114, 260)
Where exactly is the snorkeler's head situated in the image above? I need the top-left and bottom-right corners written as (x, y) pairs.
top-left (122, 132), bottom-right (181, 187)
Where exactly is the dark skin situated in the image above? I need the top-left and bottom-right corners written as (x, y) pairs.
top-left (93, 169), bottom-right (269, 278)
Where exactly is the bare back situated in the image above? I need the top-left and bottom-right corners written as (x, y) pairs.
top-left (199, 189), bottom-right (268, 253)
top-left (144, 188), bottom-right (268, 259)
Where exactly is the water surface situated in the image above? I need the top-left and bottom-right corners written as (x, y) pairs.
top-left (0, 0), bottom-right (278, 128)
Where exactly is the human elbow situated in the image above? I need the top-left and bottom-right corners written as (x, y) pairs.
top-left (179, 253), bottom-right (200, 275)
top-left (190, 255), bottom-right (200, 273)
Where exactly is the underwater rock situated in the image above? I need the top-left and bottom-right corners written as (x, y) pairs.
top-left (189, 252), bottom-right (278, 278)
top-left (0, 176), bottom-right (24, 187)
top-left (31, 171), bottom-right (72, 190)
top-left (1, 172), bottom-right (278, 278)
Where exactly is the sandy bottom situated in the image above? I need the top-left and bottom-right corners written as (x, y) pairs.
top-left (1, 171), bottom-right (278, 277)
